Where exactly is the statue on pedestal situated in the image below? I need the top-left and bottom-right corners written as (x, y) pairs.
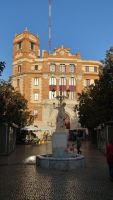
top-left (56, 103), bottom-right (66, 130)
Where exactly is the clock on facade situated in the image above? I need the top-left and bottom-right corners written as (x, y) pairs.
top-left (60, 50), bottom-right (65, 55)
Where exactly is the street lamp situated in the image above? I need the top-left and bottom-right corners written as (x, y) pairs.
top-left (52, 88), bottom-right (70, 107)
top-left (66, 88), bottom-right (70, 98)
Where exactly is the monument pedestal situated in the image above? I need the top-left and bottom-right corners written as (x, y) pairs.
top-left (52, 130), bottom-right (68, 158)
top-left (36, 129), bottom-right (86, 170)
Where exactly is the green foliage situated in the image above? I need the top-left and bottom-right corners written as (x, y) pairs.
top-left (0, 62), bottom-right (5, 76)
top-left (0, 80), bottom-right (30, 127)
top-left (75, 47), bottom-right (113, 129)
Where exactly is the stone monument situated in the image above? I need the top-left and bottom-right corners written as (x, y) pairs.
top-left (52, 102), bottom-right (68, 157)
top-left (36, 89), bottom-right (85, 170)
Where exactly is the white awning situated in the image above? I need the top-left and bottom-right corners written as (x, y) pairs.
top-left (21, 125), bottom-right (38, 131)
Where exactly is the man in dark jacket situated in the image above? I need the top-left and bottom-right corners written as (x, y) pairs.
top-left (106, 140), bottom-right (113, 180)
top-left (76, 137), bottom-right (81, 154)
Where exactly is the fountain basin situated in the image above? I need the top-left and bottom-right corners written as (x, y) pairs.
top-left (36, 154), bottom-right (85, 170)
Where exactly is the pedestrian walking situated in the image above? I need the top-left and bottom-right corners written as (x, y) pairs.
top-left (76, 137), bottom-right (81, 154)
top-left (106, 139), bottom-right (113, 181)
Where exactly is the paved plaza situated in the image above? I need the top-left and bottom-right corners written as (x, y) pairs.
top-left (0, 141), bottom-right (113, 200)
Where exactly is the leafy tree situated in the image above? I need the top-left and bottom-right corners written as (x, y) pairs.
top-left (0, 80), bottom-right (30, 127)
top-left (0, 61), bottom-right (5, 76)
top-left (75, 47), bottom-right (113, 130)
top-left (0, 61), bottom-right (30, 127)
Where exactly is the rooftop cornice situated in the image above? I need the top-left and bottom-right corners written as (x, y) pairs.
top-left (13, 57), bottom-right (102, 66)
top-left (14, 30), bottom-right (39, 40)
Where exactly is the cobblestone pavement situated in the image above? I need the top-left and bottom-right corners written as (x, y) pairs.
top-left (0, 141), bottom-right (113, 200)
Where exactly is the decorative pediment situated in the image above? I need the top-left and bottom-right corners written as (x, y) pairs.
top-left (54, 45), bottom-right (70, 56)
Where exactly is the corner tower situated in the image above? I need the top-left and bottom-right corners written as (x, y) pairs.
top-left (13, 28), bottom-right (40, 75)
top-left (12, 29), bottom-right (42, 123)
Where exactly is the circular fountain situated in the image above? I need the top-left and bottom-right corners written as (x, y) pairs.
top-left (36, 91), bottom-right (85, 170)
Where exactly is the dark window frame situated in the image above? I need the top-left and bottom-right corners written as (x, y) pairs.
top-left (17, 41), bottom-right (22, 50)
top-left (30, 42), bottom-right (35, 50)
top-left (34, 65), bottom-right (38, 70)
top-left (60, 64), bottom-right (66, 73)
top-left (94, 66), bottom-right (97, 72)
top-left (86, 79), bottom-right (90, 86)
top-left (50, 63), bottom-right (56, 72)
top-left (18, 65), bottom-right (21, 73)
top-left (69, 64), bottom-right (75, 73)
top-left (85, 66), bottom-right (89, 72)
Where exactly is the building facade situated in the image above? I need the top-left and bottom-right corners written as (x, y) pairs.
top-left (11, 29), bottom-right (102, 132)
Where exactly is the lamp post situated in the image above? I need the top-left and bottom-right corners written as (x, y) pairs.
top-left (52, 88), bottom-right (70, 107)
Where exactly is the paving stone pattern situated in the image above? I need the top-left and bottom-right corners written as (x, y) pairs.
top-left (0, 141), bottom-right (113, 200)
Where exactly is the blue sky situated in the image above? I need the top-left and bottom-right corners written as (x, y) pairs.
top-left (1, 0), bottom-right (113, 80)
